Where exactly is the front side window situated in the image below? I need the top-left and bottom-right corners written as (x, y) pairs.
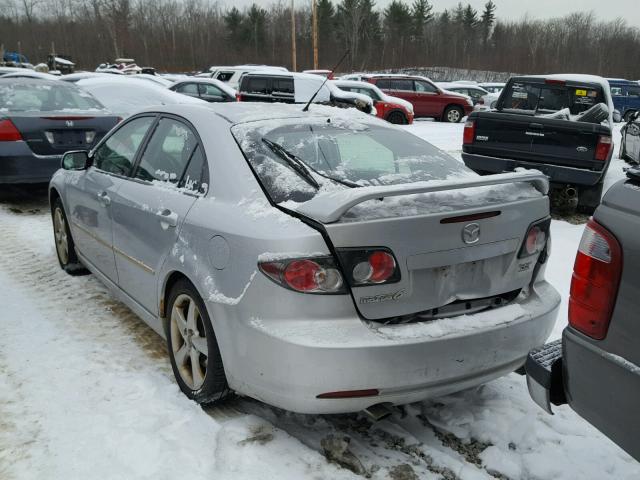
top-left (198, 84), bottom-right (223, 97)
top-left (415, 80), bottom-right (437, 93)
top-left (134, 118), bottom-right (198, 184)
top-left (93, 116), bottom-right (155, 176)
top-left (626, 86), bottom-right (640, 98)
top-left (232, 118), bottom-right (468, 204)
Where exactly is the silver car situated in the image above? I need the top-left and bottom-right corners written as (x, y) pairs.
top-left (49, 103), bottom-right (560, 414)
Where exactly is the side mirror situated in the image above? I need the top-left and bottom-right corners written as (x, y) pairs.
top-left (613, 109), bottom-right (622, 123)
top-left (62, 150), bottom-right (90, 170)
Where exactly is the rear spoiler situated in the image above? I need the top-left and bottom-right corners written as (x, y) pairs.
top-left (290, 171), bottom-right (549, 224)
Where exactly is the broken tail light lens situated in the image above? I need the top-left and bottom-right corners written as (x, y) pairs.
top-left (463, 119), bottom-right (476, 145)
top-left (337, 248), bottom-right (401, 287)
top-left (519, 218), bottom-right (551, 258)
top-left (569, 219), bottom-right (622, 340)
top-left (258, 256), bottom-right (346, 294)
top-left (0, 119), bottom-right (22, 142)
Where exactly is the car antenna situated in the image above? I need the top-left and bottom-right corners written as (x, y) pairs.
top-left (302, 50), bottom-right (350, 112)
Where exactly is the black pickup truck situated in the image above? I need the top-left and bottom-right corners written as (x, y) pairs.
top-left (462, 75), bottom-right (615, 213)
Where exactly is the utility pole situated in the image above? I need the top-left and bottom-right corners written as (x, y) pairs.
top-left (291, 0), bottom-right (297, 71)
top-left (312, 0), bottom-right (318, 69)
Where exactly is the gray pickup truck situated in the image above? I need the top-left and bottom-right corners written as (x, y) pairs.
top-left (526, 168), bottom-right (640, 461)
top-left (462, 74), bottom-right (615, 213)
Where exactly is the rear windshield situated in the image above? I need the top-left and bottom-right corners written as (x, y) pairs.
top-left (232, 117), bottom-right (469, 204)
top-left (0, 82), bottom-right (105, 112)
top-left (499, 80), bottom-right (605, 115)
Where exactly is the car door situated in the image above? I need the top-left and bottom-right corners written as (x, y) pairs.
top-left (413, 79), bottom-right (440, 117)
top-left (387, 79), bottom-right (418, 114)
top-left (110, 115), bottom-right (205, 315)
top-left (65, 116), bottom-right (156, 282)
top-left (629, 114), bottom-right (640, 161)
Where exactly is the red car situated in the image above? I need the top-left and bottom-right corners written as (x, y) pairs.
top-left (333, 80), bottom-right (414, 124)
top-left (364, 75), bottom-right (473, 123)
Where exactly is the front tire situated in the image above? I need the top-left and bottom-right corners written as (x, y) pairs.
top-left (52, 198), bottom-right (88, 275)
top-left (623, 110), bottom-right (636, 123)
top-left (386, 111), bottom-right (407, 125)
top-left (166, 279), bottom-right (230, 405)
top-left (442, 106), bottom-right (464, 123)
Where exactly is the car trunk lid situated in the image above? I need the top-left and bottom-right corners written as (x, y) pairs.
top-left (9, 113), bottom-right (119, 155)
top-left (287, 172), bottom-right (550, 320)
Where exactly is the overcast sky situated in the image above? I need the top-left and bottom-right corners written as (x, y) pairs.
top-left (228, 0), bottom-right (639, 25)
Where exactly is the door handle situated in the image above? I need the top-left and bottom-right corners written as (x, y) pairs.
top-left (156, 209), bottom-right (178, 229)
top-left (528, 123), bottom-right (544, 129)
top-left (97, 191), bottom-right (111, 206)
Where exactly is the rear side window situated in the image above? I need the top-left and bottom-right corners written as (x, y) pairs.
top-left (216, 71), bottom-right (234, 82)
top-left (93, 116), bottom-right (154, 176)
top-left (626, 86), bottom-right (640, 98)
top-left (375, 79), bottom-right (391, 90)
top-left (176, 83), bottom-right (199, 94)
top-left (389, 79), bottom-right (414, 91)
top-left (244, 77), bottom-right (269, 94)
top-left (273, 78), bottom-right (294, 95)
top-left (134, 118), bottom-right (198, 184)
top-left (179, 145), bottom-right (208, 193)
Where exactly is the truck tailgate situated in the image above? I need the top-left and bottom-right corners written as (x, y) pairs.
top-left (465, 111), bottom-right (610, 171)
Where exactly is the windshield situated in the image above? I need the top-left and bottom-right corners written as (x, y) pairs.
top-left (0, 82), bottom-right (105, 112)
top-left (232, 117), bottom-right (470, 204)
top-left (499, 80), bottom-right (605, 115)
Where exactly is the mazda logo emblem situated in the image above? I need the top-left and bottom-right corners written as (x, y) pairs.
top-left (462, 223), bottom-right (480, 244)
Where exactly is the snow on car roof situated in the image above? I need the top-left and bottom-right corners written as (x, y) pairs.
top-left (149, 102), bottom-right (378, 127)
top-left (169, 77), bottom-right (237, 97)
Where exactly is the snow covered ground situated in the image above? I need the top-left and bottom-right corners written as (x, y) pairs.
top-left (0, 121), bottom-right (638, 480)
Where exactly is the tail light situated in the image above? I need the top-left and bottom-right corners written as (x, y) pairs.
top-left (519, 218), bottom-right (551, 258)
top-left (595, 135), bottom-right (612, 161)
top-left (569, 219), bottom-right (622, 340)
top-left (336, 248), bottom-right (401, 286)
top-left (258, 256), bottom-right (345, 294)
top-left (236, 93), bottom-right (242, 101)
top-left (463, 119), bottom-right (476, 145)
top-left (0, 119), bottom-right (22, 142)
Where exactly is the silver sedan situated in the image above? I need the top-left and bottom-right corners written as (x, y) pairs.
top-left (49, 103), bottom-right (560, 414)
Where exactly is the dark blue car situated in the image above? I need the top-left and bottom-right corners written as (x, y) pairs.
top-left (608, 79), bottom-right (640, 122)
top-left (0, 78), bottom-right (120, 184)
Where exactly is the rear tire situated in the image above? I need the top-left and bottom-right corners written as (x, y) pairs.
top-left (442, 106), bottom-right (464, 123)
top-left (166, 279), bottom-right (230, 405)
top-left (52, 199), bottom-right (89, 275)
top-left (386, 111), bottom-right (407, 125)
top-left (576, 183), bottom-right (604, 215)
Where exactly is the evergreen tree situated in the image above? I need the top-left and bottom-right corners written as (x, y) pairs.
top-left (411, 0), bottom-right (433, 40)
top-left (481, 0), bottom-right (496, 44)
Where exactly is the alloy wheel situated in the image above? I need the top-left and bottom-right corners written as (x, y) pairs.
top-left (447, 109), bottom-right (461, 122)
top-left (53, 207), bottom-right (69, 265)
top-left (170, 294), bottom-right (209, 390)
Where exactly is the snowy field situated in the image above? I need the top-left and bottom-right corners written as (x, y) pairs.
top-left (0, 121), bottom-right (637, 480)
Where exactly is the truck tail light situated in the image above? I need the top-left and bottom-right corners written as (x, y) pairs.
top-left (336, 248), bottom-right (401, 286)
top-left (463, 119), bottom-right (476, 145)
top-left (258, 256), bottom-right (345, 294)
top-left (569, 219), bottom-right (622, 340)
top-left (595, 135), bottom-right (612, 161)
top-left (0, 119), bottom-right (22, 142)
